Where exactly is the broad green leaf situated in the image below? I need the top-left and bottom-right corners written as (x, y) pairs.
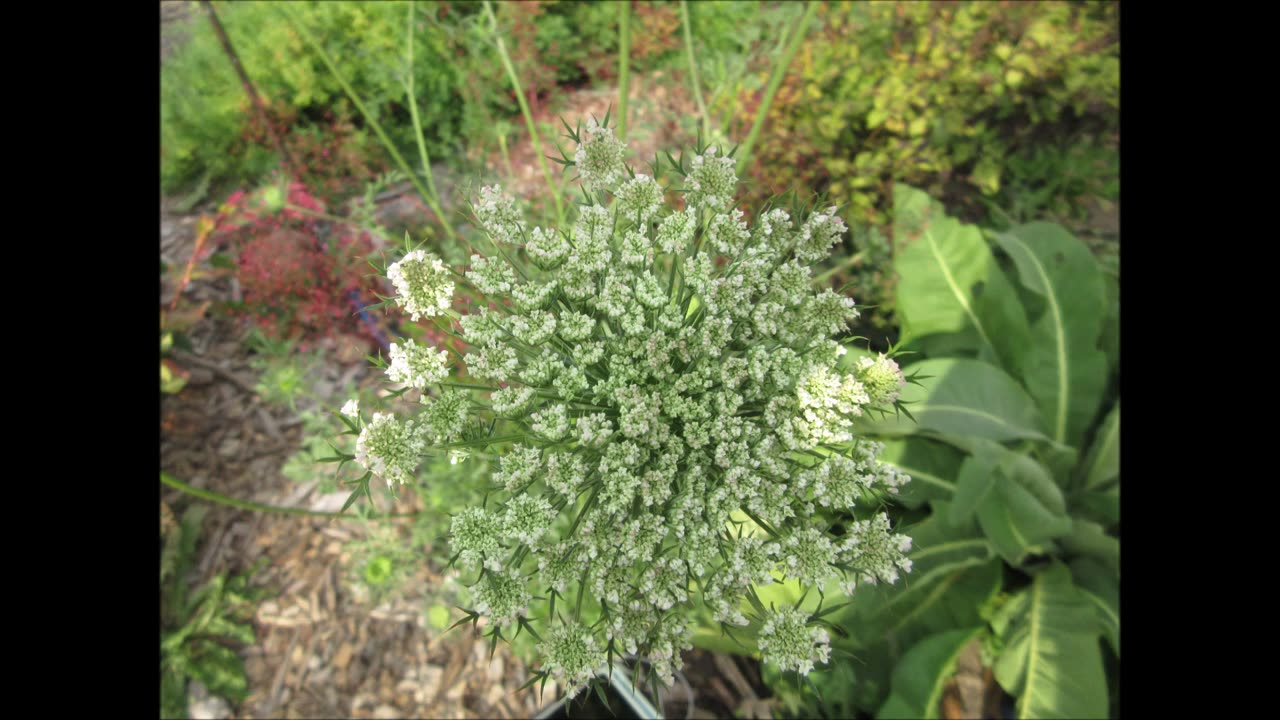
top-left (993, 223), bottom-right (1108, 448)
top-left (1069, 559), bottom-right (1119, 658)
top-left (949, 440), bottom-right (1003, 525)
top-left (1072, 486), bottom-right (1119, 528)
top-left (893, 184), bottom-right (1030, 375)
top-left (1081, 402), bottom-right (1119, 492)
top-left (877, 627), bottom-right (984, 719)
top-left (1059, 520), bottom-right (1119, 576)
top-left (991, 562), bottom-right (1108, 719)
top-left (1100, 272), bottom-right (1119, 375)
top-left (976, 453), bottom-right (1072, 565)
top-left (878, 437), bottom-right (965, 508)
top-left (859, 358), bottom-right (1049, 444)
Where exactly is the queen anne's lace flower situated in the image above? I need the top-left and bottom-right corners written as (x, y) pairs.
top-left (573, 118), bottom-right (627, 192)
top-left (386, 341), bottom-right (449, 389)
top-left (338, 122), bottom-right (915, 698)
top-left (354, 413), bottom-right (424, 487)
top-left (758, 606), bottom-right (832, 675)
top-left (856, 353), bottom-right (907, 407)
top-left (387, 249), bottom-right (454, 321)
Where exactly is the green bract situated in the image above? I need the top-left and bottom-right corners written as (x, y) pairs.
top-left (339, 117), bottom-right (914, 696)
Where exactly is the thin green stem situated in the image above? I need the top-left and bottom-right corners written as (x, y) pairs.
top-left (482, 1), bottom-right (565, 227)
top-left (811, 250), bottom-right (866, 287)
top-left (283, 4), bottom-right (456, 241)
top-left (617, 1), bottom-right (631, 141)
top-left (160, 472), bottom-right (417, 520)
top-left (281, 203), bottom-right (395, 243)
top-left (680, 1), bottom-right (711, 141)
top-left (735, 0), bottom-right (818, 176)
top-left (404, 1), bottom-right (458, 241)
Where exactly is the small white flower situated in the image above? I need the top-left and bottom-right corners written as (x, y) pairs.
top-left (340, 399), bottom-right (359, 419)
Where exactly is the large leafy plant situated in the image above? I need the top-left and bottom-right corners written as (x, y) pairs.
top-left (767, 185), bottom-right (1119, 718)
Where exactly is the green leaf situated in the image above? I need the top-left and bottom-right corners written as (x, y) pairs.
top-left (949, 440), bottom-right (1003, 525)
top-left (877, 437), bottom-right (965, 508)
top-left (991, 563), bottom-right (1108, 719)
top-left (992, 223), bottom-right (1108, 447)
top-left (1072, 487), bottom-right (1119, 528)
top-left (877, 627), bottom-right (983, 719)
top-left (858, 358), bottom-right (1049, 444)
top-left (976, 451), bottom-right (1072, 566)
top-left (1081, 402), bottom-right (1119, 492)
top-left (892, 185), bottom-right (1030, 375)
top-left (187, 642), bottom-right (250, 704)
top-left (1100, 272), bottom-right (1119, 376)
top-left (1058, 520), bottom-right (1119, 576)
top-left (1069, 559), bottom-right (1119, 658)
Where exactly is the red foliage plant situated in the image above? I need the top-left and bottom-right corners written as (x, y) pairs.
top-left (211, 182), bottom-right (394, 352)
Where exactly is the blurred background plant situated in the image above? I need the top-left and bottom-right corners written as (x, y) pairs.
top-left (722, 0), bottom-right (1119, 332)
top-left (161, 504), bottom-right (269, 719)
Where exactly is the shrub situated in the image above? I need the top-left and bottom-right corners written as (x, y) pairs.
top-left (713, 1), bottom-right (1118, 336)
top-left (162, 1), bottom-right (461, 196)
top-left (211, 181), bottom-right (391, 350)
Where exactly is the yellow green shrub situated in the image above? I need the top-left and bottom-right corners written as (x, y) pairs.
top-left (722, 0), bottom-right (1119, 228)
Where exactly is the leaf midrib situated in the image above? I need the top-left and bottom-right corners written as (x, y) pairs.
top-left (924, 228), bottom-right (993, 351)
top-left (1004, 232), bottom-right (1069, 443)
top-left (912, 403), bottom-right (1042, 438)
top-left (883, 461), bottom-right (953, 494)
top-left (1020, 571), bottom-right (1045, 720)
top-left (1084, 408), bottom-right (1119, 490)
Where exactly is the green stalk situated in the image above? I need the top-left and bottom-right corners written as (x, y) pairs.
top-left (161, 472), bottom-right (417, 520)
top-left (404, 1), bottom-right (458, 240)
top-left (735, 0), bottom-right (819, 176)
top-left (811, 250), bottom-right (866, 287)
top-left (617, 0), bottom-right (631, 141)
top-left (283, 5), bottom-right (456, 241)
top-left (680, 1), bottom-right (711, 140)
top-left (482, 1), bottom-right (565, 227)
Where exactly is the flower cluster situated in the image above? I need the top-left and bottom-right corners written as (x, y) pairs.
top-left (338, 118), bottom-right (913, 696)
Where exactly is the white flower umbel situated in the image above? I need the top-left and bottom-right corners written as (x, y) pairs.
top-left (572, 117), bottom-right (627, 192)
top-left (758, 606), bottom-right (832, 676)
top-left (387, 249), bottom-right (455, 321)
top-left (337, 121), bottom-right (914, 697)
top-left (354, 412), bottom-right (425, 487)
top-left (386, 341), bottom-right (449, 390)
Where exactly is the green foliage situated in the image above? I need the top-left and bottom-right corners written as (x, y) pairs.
top-left (772, 187), bottom-right (1119, 718)
top-left (161, 506), bottom-right (267, 719)
top-left (725, 1), bottom-right (1118, 330)
top-left (162, 0), bottom-right (461, 195)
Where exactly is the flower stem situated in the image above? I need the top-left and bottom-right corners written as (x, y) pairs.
top-left (482, 1), bottom-right (566, 227)
top-left (617, 1), bottom-right (631, 141)
top-left (404, 0), bottom-right (459, 241)
top-left (735, 1), bottom-right (818, 176)
top-left (160, 472), bottom-right (416, 520)
top-left (680, 1), bottom-right (712, 141)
